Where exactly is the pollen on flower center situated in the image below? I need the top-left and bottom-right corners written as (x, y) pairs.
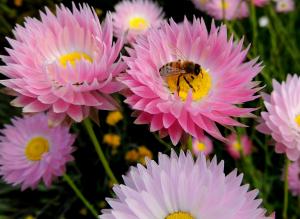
top-left (233, 141), bottom-right (242, 151)
top-left (219, 1), bottom-right (229, 10)
top-left (166, 67), bottom-right (212, 101)
top-left (59, 51), bottom-right (93, 67)
top-left (197, 142), bottom-right (206, 151)
top-left (129, 17), bottom-right (149, 30)
top-left (295, 115), bottom-right (300, 127)
top-left (25, 137), bottom-right (49, 161)
top-left (165, 212), bottom-right (195, 219)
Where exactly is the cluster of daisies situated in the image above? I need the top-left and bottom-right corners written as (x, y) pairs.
top-left (0, 0), bottom-right (298, 218)
top-left (191, 0), bottom-right (295, 20)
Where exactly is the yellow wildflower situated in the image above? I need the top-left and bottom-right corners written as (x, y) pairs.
top-left (125, 150), bottom-right (139, 162)
top-left (138, 146), bottom-right (153, 165)
top-left (106, 111), bottom-right (123, 126)
top-left (103, 134), bottom-right (121, 149)
top-left (24, 215), bottom-right (35, 219)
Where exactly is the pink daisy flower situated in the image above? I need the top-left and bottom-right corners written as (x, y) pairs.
top-left (0, 113), bottom-right (75, 190)
top-left (206, 0), bottom-right (249, 20)
top-left (226, 133), bottom-right (252, 159)
top-left (0, 4), bottom-right (126, 123)
top-left (288, 160), bottom-right (300, 196)
top-left (276, 0), bottom-right (295, 13)
top-left (121, 18), bottom-right (262, 145)
top-left (191, 0), bottom-right (209, 11)
top-left (192, 135), bottom-right (213, 156)
top-left (101, 150), bottom-right (271, 219)
top-left (253, 0), bottom-right (269, 7)
top-left (257, 75), bottom-right (300, 161)
top-left (112, 0), bottom-right (164, 43)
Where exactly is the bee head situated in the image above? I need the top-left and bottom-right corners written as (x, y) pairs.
top-left (195, 64), bottom-right (201, 75)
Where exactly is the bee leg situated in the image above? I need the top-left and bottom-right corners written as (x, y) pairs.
top-left (183, 76), bottom-right (195, 92)
top-left (177, 74), bottom-right (181, 94)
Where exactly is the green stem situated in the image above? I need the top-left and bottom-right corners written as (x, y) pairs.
top-left (283, 157), bottom-right (289, 219)
top-left (153, 133), bottom-right (172, 150)
top-left (83, 118), bottom-right (118, 184)
top-left (63, 174), bottom-right (98, 218)
top-left (249, 0), bottom-right (258, 55)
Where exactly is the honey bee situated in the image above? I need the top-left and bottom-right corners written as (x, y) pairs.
top-left (159, 59), bottom-right (203, 93)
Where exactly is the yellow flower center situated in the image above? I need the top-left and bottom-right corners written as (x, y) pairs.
top-left (219, 0), bottom-right (229, 10)
top-left (129, 17), bottom-right (149, 30)
top-left (25, 137), bottom-right (49, 161)
top-left (233, 140), bottom-right (242, 151)
top-left (59, 51), bottom-right (93, 67)
top-left (166, 67), bottom-right (212, 101)
top-left (196, 142), bottom-right (206, 151)
top-left (165, 212), bottom-right (195, 219)
top-left (199, 0), bottom-right (207, 4)
top-left (295, 115), bottom-right (300, 127)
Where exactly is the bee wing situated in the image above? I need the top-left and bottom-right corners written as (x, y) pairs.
top-left (160, 66), bottom-right (185, 77)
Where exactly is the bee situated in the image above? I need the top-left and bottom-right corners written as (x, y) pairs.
top-left (159, 59), bottom-right (203, 94)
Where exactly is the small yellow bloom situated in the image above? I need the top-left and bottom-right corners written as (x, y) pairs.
top-left (138, 146), bottom-right (153, 164)
top-left (103, 134), bottom-right (121, 149)
top-left (24, 215), bottom-right (35, 219)
top-left (125, 146), bottom-right (153, 165)
top-left (125, 150), bottom-right (139, 162)
top-left (106, 111), bottom-right (123, 126)
top-left (79, 208), bottom-right (87, 216)
top-left (14, 0), bottom-right (23, 7)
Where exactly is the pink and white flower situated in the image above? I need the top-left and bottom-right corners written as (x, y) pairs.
top-left (206, 0), bottom-right (249, 20)
top-left (288, 160), bottom-right (300, 196)
top-left (121, 18), bottom-right (262, 145)
top-left (257, 75), bottom-right (300, 161)
top-left (226, 133), bottom-right (253, 159)
top-left (0, 4), bottom-right (126, 123)
top-left (0, 113), bottom-right (75, 190)
top-left (192, 135), bottom-right (213, 156)
top-left (275, 0), bottom-right (295, 13)
top-left (253, 0), bottom-right (269, 7)
top-left (112, 0), bottom-right (164, 43)
top-left (101, 150), bottom-right (271, 219)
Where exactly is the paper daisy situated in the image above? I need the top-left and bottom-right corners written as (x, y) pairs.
top-left (257, 75), bottom-right (300, 161)
top-left (205, 0), bottom-right (249, 20)
top-left (0, 113), bottom-right (75, 190)
top-left (121, 18), bottom-right (262, 144)
top-left (276, 0), bottom-right (295, 13)
top-left (0, 4), bottom-right (126, 123)
top-left (192, 135), bottom-right (213, 156)
top-left (253, 0), bottom-right (269, 7)
top-left (226, 133), bottom-right (252, 159)
top-left (112, 0), bottom-right (164, 43)
top-left (100, 150), bottom-right (271, 219)
top-left (191, 0), bottom-right (209, 11)
top-left (288, 160), bottom-right (300, 196)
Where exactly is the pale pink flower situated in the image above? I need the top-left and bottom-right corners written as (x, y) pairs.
top-left (253, 0), bottom-right (269, 7)
top-left (112, 0), bottom-right (164, 43)
top-left (257, 75), bottom-right (300, 161)
top-left (0, 4), bottom-right (126, 123)
top-left (191, 0), bottom-right (209, 11)
top-left (101, 150), bottom-right (271, 219)
top-left (0, 113), bottom-right (75, 190)
top-left (226, 133), bottom-right (252, 159)
top-left (121, 18), bottom-right (262, 145)
top-left (192, 135), bottom-right (213, 156)
top-left (276, 0), bottom-right (295, 13)
top-left (206, 0), bottom-right (249, 20)
top-left (288, 160), bottom-right (300, 196)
